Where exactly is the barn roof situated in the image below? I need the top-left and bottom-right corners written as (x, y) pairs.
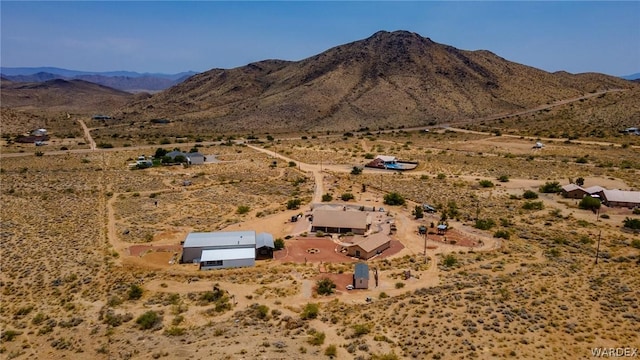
top-left (183, 231), bottom-right (256, 248)
top-left (200, 247), bottom-right (256, 262)
top-left (256, 233), bottom-right (274, 249)
top-left (602, 190), bottom-right (640, 204)
top-left (584, 186), bottom-right (605, 194)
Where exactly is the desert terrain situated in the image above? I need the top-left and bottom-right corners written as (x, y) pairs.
top-left (1, 115), bottom-right (639, 360)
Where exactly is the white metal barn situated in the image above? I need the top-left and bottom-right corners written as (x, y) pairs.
top-left (181, 231), bottom-right (273, 270)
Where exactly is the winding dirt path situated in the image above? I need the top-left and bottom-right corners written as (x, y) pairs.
top-left (78, 118), bottom-right (96, 150)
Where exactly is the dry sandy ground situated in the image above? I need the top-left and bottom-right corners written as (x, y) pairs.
top-left (1, 130), bottom-right (639, 360)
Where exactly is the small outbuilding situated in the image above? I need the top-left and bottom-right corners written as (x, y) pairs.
top-left (353, 262), bottom-right (369, 289)
top-left (346, 234), bottom-right (391, 260)
top-left (562, 184), bottom-right (587, 199)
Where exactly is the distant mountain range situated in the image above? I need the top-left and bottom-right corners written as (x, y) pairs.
top-left (0, 67), bottom-right (198, 92)
top-left (621, 73), bottom-right (640, 81)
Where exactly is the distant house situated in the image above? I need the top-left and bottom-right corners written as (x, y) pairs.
top-left (92, 114), bottom-right (112, 120)
top-left (437, 224), bottom-right (448, 235)
top-left (187, 152), bottom-right (206, 165)
top-left (181, 231), bottom-right (274, 270)
top-left (562, 184), bottom-right (587, 199)
top-left (31, 128), bottom-right (47, 137)
top-left (600, 189), bottom-right (640, 209)
top-left (353, 263), bottom-right (369, 289)
top-left (311, 207), bottom-right (371, 235)
top-left (346, 233), bottom-right (391, 260)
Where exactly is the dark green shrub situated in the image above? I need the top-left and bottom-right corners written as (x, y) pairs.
top-left (383, 192), bottom-right (405, 206)
top-left (316, 278), bottom-right (336, 296)
top-left (494, 230), bottom-right (511, 239)
top-left (341, 193), bottom-right (355, 201)
top-left (479, 180), bottom-right (494, 188)
top-left (308, 331), bottom-right (325, 345)
top-left (578, 196), bottom-right (601, 211)
top-left (274, 238), bottom-right (285, 250)
top-left (623, 217), bottom-right (640, 230)
top-left (301, 303), bottom-right (319, 320)
top-left (136, 311), bottom-right (161, 330)
top-left (474, 219), bottom-right (496, 230)
top-left (322, 193), bottom-right (333, 202)
top-left (522, 201), bottom-right (544, 210)
top-left (539, 181), bottom-right (562, 193)
top-left (128, 284), bottom-right (143, 300)
top-left (523, 190), bottom-right (539, 199)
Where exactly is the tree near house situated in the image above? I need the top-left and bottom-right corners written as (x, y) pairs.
top-left (579, 196), bottom-right (601, 212)
top-left (413, 205), bottom-right (424, 219)
top-left (384, 192), bottom-right (405, 206)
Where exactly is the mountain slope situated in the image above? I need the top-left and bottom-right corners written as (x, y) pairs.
top-left (118, 30), bottom-right (635, 133)
top-left (0, 78), bottom-right (135, 112)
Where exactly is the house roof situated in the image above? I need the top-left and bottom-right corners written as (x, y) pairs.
top-left (183, 231), bottom-right (256, 248)
top-left (200, 247), bottom-right (256, 262)
top-left (602, 190), bottom-right (640, 204)
top-left (584, 186), bottom-right (605, 194)
top-left (354, 263), bottom-right (369, 279)
top-left (166, 150), bottom-right (186, 158)
top-left (312, 209), bottom-right (370, 230)
top-left (351, 233), bottom-right (390, 253)
top-left (375, 155), bottom-right (397, 163)
top-left (437, 224), bottom-right (448, 230)
top-left (187, 152), bottom-right (205, 158)
top-left (256, 233), bottom-right (274, 249)
top-left (562, 184), bottom-right (584, 192)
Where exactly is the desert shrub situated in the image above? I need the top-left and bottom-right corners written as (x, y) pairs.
top-left (287, 198), bottom-right (302, 210)
top-left (539, 181), bottom-right (562, 193)
top-left (288, 161), bottom-right (297, 167)
top-left (522, 201), bottom-right (544, 210)
top-left (128, 284), bottom-right (143, 300)
top-left (371, 352), bottom-right (400, 360)
top-left (164, 326), bottom-right (185, 336)
top-left (479, 180), bottom-right (494, 188)
top-left (497, 175), bottom-right (509, 183)
top-left (97, 142), bottom-right (113, 149)
top-left (578, 196), bottom-right (601, 211)
top-left (494, 230), bottom-right (511, 239)
top-left (1, 329), bottom-right (22, 342)
top-left (308, 331), bottom-right (326, 346)
top-left (352, 323), bottom-right (371, 336)
top-left (379, 292), bottom-right (388, 299)
top-left (301, 303), bottom-right (319, 320)
top-left (600, 214), bottom-right (610, 219)
top-left (437, 173), bottom-right (446, 180)
top-left (341, 193), bottom-right (355, 201)
top-left (136, 311), bottom-right (161, 330)
top-left (474, 218), bottom-right (496, 230)
top-left (523, 190), bottom-right (539, 199)
top-left (255, 305), bottom-right (270, 320)
top-left (633, 208), bottom-right (640, 215)
top-left (364, 153), bottom-right (375, 159)
top-left (383, 192), bottom-right (405, 206)
top-left (236, 205), bottom-right (250, 214)
top-left (322, 193), bottom-right (333, 202)
top-left (351, 166), bottom-right (362, 175)
top-left (631, 239), bottom-right (640, 249)
top-left (395, 282), bottom-right (405, 289)
top-left (623, 217), bottom-right (640, 230)
top-left (325, 344), bottom-right (337, 357)
top-left (316, 278), bottom-right (336, 296)
top-left (274, 238), bottom-right (285, 250)
top-left (576, 177), bottom-right (585, 186)
top-left (443, 254), bottom-right (458, 267)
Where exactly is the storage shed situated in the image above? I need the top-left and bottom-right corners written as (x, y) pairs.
top-left (181, 231), bottom-right (273, 270)
top-left (353, 263), bottom-right (369, 289)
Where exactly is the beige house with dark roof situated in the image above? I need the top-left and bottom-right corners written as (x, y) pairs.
top-left (311, 208), bottom-right (371, 235)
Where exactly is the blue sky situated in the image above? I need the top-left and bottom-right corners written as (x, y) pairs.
top-left (1, 1), bottom-right (638, 76)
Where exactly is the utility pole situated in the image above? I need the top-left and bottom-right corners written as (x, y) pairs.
top-left (423, 230), bottom-right (427, 263)
top-left (595, 230), bottom-right (602, 264)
